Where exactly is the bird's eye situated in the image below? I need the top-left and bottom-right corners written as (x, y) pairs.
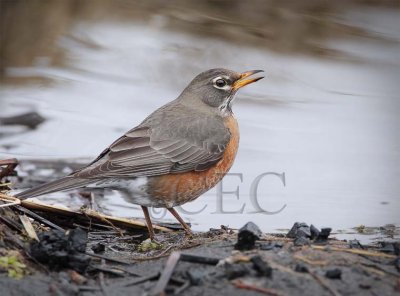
top-left (215, 78), bottom-right (227, 88)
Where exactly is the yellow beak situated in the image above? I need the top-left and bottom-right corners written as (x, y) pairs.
top-left (232, 70), bottom-right (264, 90)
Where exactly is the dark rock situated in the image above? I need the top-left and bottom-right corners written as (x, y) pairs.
top-left (325, 268), bottom-right (342, 279)
top-left (251, 255), bottom-right (272, 277)
top-left (315, 228), bottom-right (332, 243)
top-left (379, 242), bottom-right (400, 255)
top-left (287, 222), bottom-right (311, 239)
top-left (234, 222), bottom-right (262, 251)
top-left (224, 263), bottom-right (252, 280)
top-left (30, 228), bottom-right (90, 273)
top-left (186, 270), bottom-right (204, 285)
top-left (294, 263), bottom-right (309, 273)
top-left (294, 237), bottom-right (310, 246)
top-left (310, 224), bottom-right (320, 240)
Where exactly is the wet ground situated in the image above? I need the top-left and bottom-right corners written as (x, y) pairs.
top-left (0, 201), bottom-right (399, 296)
top-left (1, 4), bottom-right (400, 242)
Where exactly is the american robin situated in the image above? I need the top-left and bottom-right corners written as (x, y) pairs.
top-left (16, 68), bottom-right (264, 239)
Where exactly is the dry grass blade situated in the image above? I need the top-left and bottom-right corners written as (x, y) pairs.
top-left (311, 245), bottom-right (397, 259)
top-left (231, 279), bottom-right (284, 296)
top-left (19, 215), bottom-right (39, 241)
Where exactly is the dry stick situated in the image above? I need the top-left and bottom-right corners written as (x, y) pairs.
top-left (133, 245), bottom-right (175, 262)
top-left (361, 262), bottom-right (400, 278)
top-left (149, 251), bottom-right (181, 296)
top-left (0, 213), bottom-right (24, 232)
top-left (311, 245), bottom-right (397, 259)
top-left (14, 205), bottom-right (65, 232)
top-left (231, 279), bottom-right (283, 296)
top-left (99, 259), bottom-right (109, 296)
top-left (92, 265), bottom-right (126, 277)
top-left (0, 194), bottom-right (172, 233)
top-left (85, 252), bottom-right (132, 265)
top-left (293, 254), bottom-right (328, 266)
top-left (0, 200), bottom-right (20, 208)
top-left (21, 197), bottom-right (171, 232)
top-left (82, 209), bottom-right (123, 236)
top-left (110, 272), bottom-right (159, 288)
top-left (180, 253), bottom-right (220, 265)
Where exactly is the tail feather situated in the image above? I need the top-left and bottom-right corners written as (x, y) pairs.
top-left (15, 176), bottom-right (94, 199)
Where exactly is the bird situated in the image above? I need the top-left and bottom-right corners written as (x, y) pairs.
top-left (16, 68), bottom-right (264, 240)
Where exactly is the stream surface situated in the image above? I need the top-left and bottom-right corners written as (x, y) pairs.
top-left (1, 7), bottom-right (399, 242)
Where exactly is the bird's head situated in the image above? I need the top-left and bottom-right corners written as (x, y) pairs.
top-left (178, 68), bottom-right (264, 116)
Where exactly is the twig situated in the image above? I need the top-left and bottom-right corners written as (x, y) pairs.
top-left (99, 259), bottom-right (109, 296)
top-left (361, 262), bottom-right (400, 278)
top-left (133, 245), bottom-right (175, 262)
top-left (180, 253), bottom-right (221, 265)
top-left (293, 255), bottom-right (328, 266)
top-left (78, 286), bottom-right (101, 292)
top-left (149, 251), bottom-right (181, 296)
top-left (14, 205), bottom-right (65, 232)
top-left (82, 209), bottom-right (124, 236)
top-left (91, 264), bottom-right (126, 277)
top-left (231, 279), bottom-right (284, 296)
top-left (110, 272), bottom-right (159, 288)
top-left (85, 252), bottom-right (132, 265)
top-left (311, 245), bottom-right (397, 259)
top-left (0, 200), bottom-right (20, 208)
top-left (0, 213), bottom-right (24, 232)
top-left (10, 194), bottom-right (171, 232)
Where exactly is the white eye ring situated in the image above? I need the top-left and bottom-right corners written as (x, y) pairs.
top-left (213, 76), bottom-right (231, 90)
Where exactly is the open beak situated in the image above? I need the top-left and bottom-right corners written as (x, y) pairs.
top-left (232, 70), bottom-right (264, 90)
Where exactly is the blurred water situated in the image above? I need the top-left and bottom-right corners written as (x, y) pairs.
top-left (1, 7), bottom-right (399, 240)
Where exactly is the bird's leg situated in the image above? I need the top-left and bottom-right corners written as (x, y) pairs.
top-left (167, 208), bottom-right (192, 236)
top-left (141, 206), bottom-right (155, 241)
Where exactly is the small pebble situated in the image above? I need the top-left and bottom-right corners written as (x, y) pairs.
top-left (294, 263), bottom-right (309, 273)
top-left (224, 263), bottom-right (251, 280)
top-left (325, 268), bottom-right (342, 279)
top-left (251, 255), bottom-right (272, 277)
top-left (91, 242), bottom-right (105, 254)
top-left (359, 283), bottom-right (371, 289)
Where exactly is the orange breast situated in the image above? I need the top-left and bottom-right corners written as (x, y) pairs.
top-left (147, 115), bottom-right (240, 207)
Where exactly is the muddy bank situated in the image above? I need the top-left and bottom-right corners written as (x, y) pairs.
top-left (0, 189), bottom-right (399, 295)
